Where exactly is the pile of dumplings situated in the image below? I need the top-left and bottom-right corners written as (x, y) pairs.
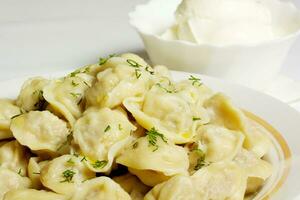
top-left (0, 53), bottom-right (273, 200)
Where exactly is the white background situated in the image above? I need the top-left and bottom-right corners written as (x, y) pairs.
top-left (0, 0), bottom-right (299, 81)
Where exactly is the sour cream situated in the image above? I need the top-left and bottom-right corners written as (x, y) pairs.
top-left (162, 0), bottom-right (278, 45)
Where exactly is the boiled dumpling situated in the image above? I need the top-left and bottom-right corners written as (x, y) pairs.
top-left (204, 93), bottom-right (272, 158)
top-left (73, 107), bottom-right (136, 173)
top-left (40, 154), bottom-right (95, 196)
top-left (144, 175), bottom-right (196, 200)
top-left (175, 79), bottom-right (214, 106)
top-left (116, 136), bottom-right (189, 186)
top-left (0, 140), bottom-right (29, 176)
top-left (71, 177), bottom-right (131, 200)
top-left (123, 83), bottom-right (206, 144)
top-left (234, 149), bottom-right (273, 194)
top-left (128, 168), bottom-right (170, 187)
top-left (0, 167), bottom-right (32, 200)
top-left (191, 162), bottom-right (247, 200)
top-left (85, 54), bottom-right (153, 108)
top-left (27, 157), bottom-right (49, 189)
top-left (113, 173), bottom-right (150, 200)
top-left (43, 73), bottom-right (94, 125)
top-left (3, 189), bottom-right (67, 200)
top-left (16, 77), bottom-right (49, 111)
top-left (0, 99), bottom-right (21, 140)
top-left (244, 118), bottom-right (273, 158)
top-left (195, 125), bottom-right (244, 162)
top-left (11, 111), bottom-right (70, 154)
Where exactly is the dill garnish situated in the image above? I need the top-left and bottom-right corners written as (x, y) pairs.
top-left (145, 66), bottom-right (155, 75)
top-left (193, 117), bottom-right (201, 121)
top-left (104, 125), bottom-right (111, 132)
top-left (146, 127), bottom-right (167, 151)
top-left (135, 69), bottom-right (142, 79)
top-left (188, 75), bottom-right (202, 86)
top-left (155, 83), bottom-right (177, 93)
top-left (71, 80), bottom-right (79, 87)
top-left (99, 54), bottom-right (116, 65)
top-left (67, 158), bottom-right (75, 165)
top-left (132, 142), bottom-right (138, 149)
top-left (70, 92), bottom-right (81, 98)
top-left (118, 124), bottom-right (122, 131)
top-left (126, 59), bottom-right (142, 68)
top-left (193, 149), bottom-right (207, 170)
top-left (60, 169), bottom-right (76, 183)
top-left (92, 160), bottom-right (108, 169)
top-left (80, 156), bottom-right (87, 162)
top-left (33, 90), bottom-right (47, 110)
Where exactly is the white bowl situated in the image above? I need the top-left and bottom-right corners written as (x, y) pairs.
top-left (129, 0), bottom-right (300, 90)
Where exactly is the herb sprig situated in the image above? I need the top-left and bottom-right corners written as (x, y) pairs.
top-left (146, 127), bottom-right (167, 151)
top-left (92, 160), bottom-right (108, 169)
top-left (99, 54), bottom-right (116, 65)
top-left (193, 149), bottom-right (207, 170)
top-left (33, 90), bottom-right (47, 110)
top-left (155, 83), bottom-right (177, 93)
top-left (188, 75), bottom-right (202, 86)
top-left (60, 169), bottom-right (76, 183)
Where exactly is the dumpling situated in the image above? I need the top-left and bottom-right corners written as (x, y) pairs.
top-left (116, 136), bottom-right (189, 186)
top-left (27, 157), bottom-right (49, 189)
top-left (16, 77), bottom-right (49, 111)
top-left (73, 107), bottom-right (136, 173)
top-left (128, 168), bottom-right (170, 187)
top-left (0, 99), bottom-right (21, 140)
top-left (0, 140), bottom-right (30, 176)
top-left (194, 125), bottom-right (244, 162)
top-left (204, 93), bottom-right (272, 157)
top-left (71, 177), bottom-right (131, 200)
top-left (3, 189), bottom-right (67, 200)
top-left (10, 111), bottom-right (70, 154)
top-left (85, 54), bottom-right (153, 108)
top-left (40, 154), bottom-right (95, 196)
top-left (244, 118), bottom-right (273, 158)
top-left (145, 161), bottom-right (247, 200)
top-left (113, 173), bottom-right (150, 200)
top-left (175, 79), bottom-right (214, 106)
top-left (123, 83), bottom-right (207, 144)
top-left (43, 73), bottom-right (94, 125)
top-left (0, 167), bottom-right (32, 200)
top-left (144, 175), bottom-right (196, 200)
top-left (234, 149), bottom-right (273, 194)
top-left (191, 162), bottom-right (247, 200)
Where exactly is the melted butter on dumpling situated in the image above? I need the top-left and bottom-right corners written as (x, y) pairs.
top-left (116, 136), bottom-right (189, 186)
top-left (10, 111), bottom-right (70, 153)
top-left (73, 107), bottom-right (136, 172)
top-left (40, 154), bottom-right (95, 196)
top-left (0, 140), bottom-right (30, 176)
top-left (71, 177), bottom-right (131, 200)
top-left (0, 99), bottom-right (21, 140)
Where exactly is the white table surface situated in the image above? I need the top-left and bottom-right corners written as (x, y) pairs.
top-left (0, 0), bottom-right (299, 110)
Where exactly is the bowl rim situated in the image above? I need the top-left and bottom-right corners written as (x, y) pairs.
top-left (128, 0), bottom-right (300, 48)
